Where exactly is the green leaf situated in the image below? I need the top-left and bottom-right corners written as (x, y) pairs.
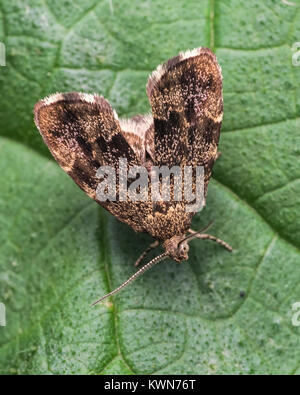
top-left (0, 0), bottom-right (300, 374)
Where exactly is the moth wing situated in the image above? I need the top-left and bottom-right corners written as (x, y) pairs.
top-left (140, 48), bottom-right (223, 238)
top-left (34, 92), bottom-right (140, 198)
top-left (146, 47), bottom-right (223, 181)
top-left (34, 92), bottom-right (147, 232)
top-left (119, 114), bottom-right (155, 166)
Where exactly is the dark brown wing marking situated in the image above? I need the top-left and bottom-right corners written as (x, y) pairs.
top-left (146, 47), bottom-right (223, 195)
top-left (34, 92), bottom-right (139, 199)
top-left (34, 92), bottom-right (150, 232)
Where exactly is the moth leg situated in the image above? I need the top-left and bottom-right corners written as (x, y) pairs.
top-left (188, 229), bottom-right (232, 252)
top-left (134, 240), bottom-right (160, 267)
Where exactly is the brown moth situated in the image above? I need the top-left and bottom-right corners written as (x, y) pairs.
top-left (34, 47), bottom-right (232, 304)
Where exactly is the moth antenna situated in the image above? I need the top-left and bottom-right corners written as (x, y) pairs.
top-left (179, 221), bottom-right (214, 246)
top-left (92, 252), bottom-right (169, 306)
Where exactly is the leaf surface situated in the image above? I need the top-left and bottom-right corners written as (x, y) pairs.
top-left (0, 0), bottom-right (300, 374)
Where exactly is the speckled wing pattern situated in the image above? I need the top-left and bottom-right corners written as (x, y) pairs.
top-left (34, 92), bottom-right (148, 232)
top-left (118, 114), bottom-right (155, 170)
top-left (141, 47), bottom-right (223, 239)
top-left (147, 47), bottom-right (223, 195)
top-left (34, 47), bottom-right (223, 241)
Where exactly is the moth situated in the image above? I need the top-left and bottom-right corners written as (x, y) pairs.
top-left (34, 47), bottom-right (232, 304)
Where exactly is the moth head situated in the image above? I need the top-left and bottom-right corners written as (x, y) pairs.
top-left (163, 221), bottom-right (216, 263)
top-left (163, 235), bottom-right (189, 262)
top-left (92, 223), bottom-right (216, 305)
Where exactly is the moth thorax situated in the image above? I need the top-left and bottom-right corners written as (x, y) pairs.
top-left (163, 235), bottom-right (189, 263)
